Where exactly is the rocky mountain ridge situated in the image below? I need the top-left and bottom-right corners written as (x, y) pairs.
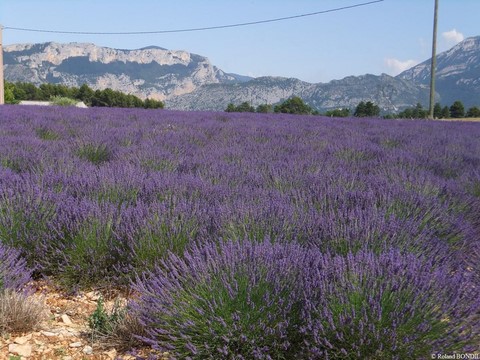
top-left (4, 42), bottom-right (247, 101)
top-left (4, 37), bottom-right (479, 112)
top-left (398, 36), bottom-right (480, 107)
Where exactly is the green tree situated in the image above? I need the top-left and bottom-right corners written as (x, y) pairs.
top-left (354, 101), bottom-right (380, 117)
top-left (325, 108), bottom-right (351, 117)
top-left (354, 101), bottom-right (367, 117)
top-left (433, 102), bottom-right (443, 119)
top-left (274, 96), bottom-right (313, 115)
top-left (412, 103), bottom-right (427, 118)
top-left (144, 98), bottom-right (164, 109)
top-left (225, 103), bottom-right (236, 112)
top-left (397, 108), bottom-right (413, 119)
top-left (365, 101), bottom-right (380, 117)
top-left (77, 84), bottom-right (95, 105)
top-left (441, 106), bottom-right (450, 118)
top-left (466, 106), bottom-right (480, 118)
top-left (225, 102), bottom-right (255, 113)
top-left (13, 82), bottom-right (42, 100)
top-left (4, 82), bottom-right (17, 104)
top-left (236, 102), bottom-right (255, 112)
top-left (449, 100), bottom-right (465, 118)
top-left (256, 104), bottom-right (273, 113)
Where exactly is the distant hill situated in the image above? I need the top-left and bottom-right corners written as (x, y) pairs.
top-left (4, 37), bottom-right (479, 112)
top-left (398, 36), bottom-right (480, 108)
top-left (167, 74), bottom-right (429, 113)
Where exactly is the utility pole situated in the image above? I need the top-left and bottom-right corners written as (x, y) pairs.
top-left (0, 24), bottom-right (4, 105)
top-left (428, 0), bottom-right (439, 119)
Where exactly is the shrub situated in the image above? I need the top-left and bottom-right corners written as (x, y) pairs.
top-left (0, 289), bottom-right (45, 334)
top-left (131, 241), bottom-right (478, 359)
top-left (0, 243), bottom-right (32, 291)
top-left (300, 249), bottom-right (478, 358)
top-left (274, 96), bottom-right (313, 115)
top-left (132, 240), bottom-right (304, 359)
top-left (50, 96), bottom-right (78, 107)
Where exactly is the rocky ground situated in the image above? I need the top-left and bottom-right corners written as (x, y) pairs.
top-left (0, 282), bottom-right (167, 360)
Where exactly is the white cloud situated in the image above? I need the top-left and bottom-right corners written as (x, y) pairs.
top-left (385, 58), bottom-right (419, 75)
top-left (442, 29), bottom-right (464, 45)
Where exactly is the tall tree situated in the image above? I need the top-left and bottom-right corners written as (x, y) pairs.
top-left (449, 101), bottom-right (465, 118)
top-left (466, 106), bottom-right (480, 118)
top-left (441, 106), bottom-right (450, 119)
top-left (433, 102), bottom-right (443, 119)
top-left (78, 84), bottom-right (95, 105)
top-left (354, 101), bottom-right (366, 117)
top-left (354, 101), bottom-right (379, 117)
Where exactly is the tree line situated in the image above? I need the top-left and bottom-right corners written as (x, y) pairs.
top-left (4, 81), bottom-right (164, 109)
top-left (226, 97), bottom-right (480, 119)
top-left (389, 101), bottom-right (480, 119)
top-left (226, 97), bottom-right (318, 115)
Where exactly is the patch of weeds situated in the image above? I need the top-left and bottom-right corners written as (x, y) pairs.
top-left (35, 127), bottom-right (60, 141)
top-left (120, 138), bottom-right (133, 147)
top-left (216, 115), bottom-right (230, 122)
top-left (468, 180), bottom-right (480, 197)
top-left (53, 347), bottom-right (67, 357)
top-left (381, 138), bottom-right (402, 149)
top-left (142, 159), bottom-right (177, 172)
top-left (88, 297), bottom-right (144, 350)
top-left (335, 148), bottom-right (371, 162)
top-left (89, 297), bottom-right (123, 334)
top-left (0, 157), bottom-right (23, 173)
top-left (76, 144), bottom-right (112, 165)
top-left (95, 186), bottom-right (139, 205)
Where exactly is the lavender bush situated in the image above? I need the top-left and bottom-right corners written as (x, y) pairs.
top-left (131, 240), bottom-right (478, 359)
top-left (0, 242), bottom-right (32, 291)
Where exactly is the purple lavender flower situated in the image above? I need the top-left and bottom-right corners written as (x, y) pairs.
top-left (131, 241), bottom-right (478, 359)
top-left (0, 242), bottom-right (32, 291)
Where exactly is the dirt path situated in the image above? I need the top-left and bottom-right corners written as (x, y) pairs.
top-left (0, 282), bottom-right (164, 360)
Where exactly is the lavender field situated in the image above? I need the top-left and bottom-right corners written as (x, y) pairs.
top-left (0, 105), bottom-right (479, 358)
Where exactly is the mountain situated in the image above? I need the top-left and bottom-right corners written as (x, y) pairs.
top-left (398, 36), bottom-right (480, 108)
top-left (4, 42), bottom-right (251, 101)
top-left (4, 38), bottom-right (479, 112)
top-left (167, 74), bottom-right (429, 112)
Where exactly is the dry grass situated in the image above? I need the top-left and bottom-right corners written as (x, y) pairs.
top-left (0, 289), bottom-right (47, 334)
top-left (90, 311), bottom-right (146, 351)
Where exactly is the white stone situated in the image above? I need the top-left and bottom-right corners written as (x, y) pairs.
top-left (14, 334), bottom-right (32, 345)
top-left (69, 341), bottom-right (82, 348)
top-left (40, 331), bottom-right (58, 337)
top-left (104, 349), bottom-right (117, 359)
top-left (8, 343), bottom-right (32, 357)
top-left (82, 345), bottom-right (93, 355)
top-left (61, 314), bottom-right (73, 325)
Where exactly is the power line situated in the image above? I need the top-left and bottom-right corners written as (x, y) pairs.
top-left (3, 0), bottom-right (384, 35)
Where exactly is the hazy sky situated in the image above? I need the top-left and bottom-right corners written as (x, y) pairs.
top-left (1, 0), bottom-right (479, 83)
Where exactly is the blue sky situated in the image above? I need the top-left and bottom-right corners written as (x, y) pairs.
top-left (1, 0), bottom-right (479, 83)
